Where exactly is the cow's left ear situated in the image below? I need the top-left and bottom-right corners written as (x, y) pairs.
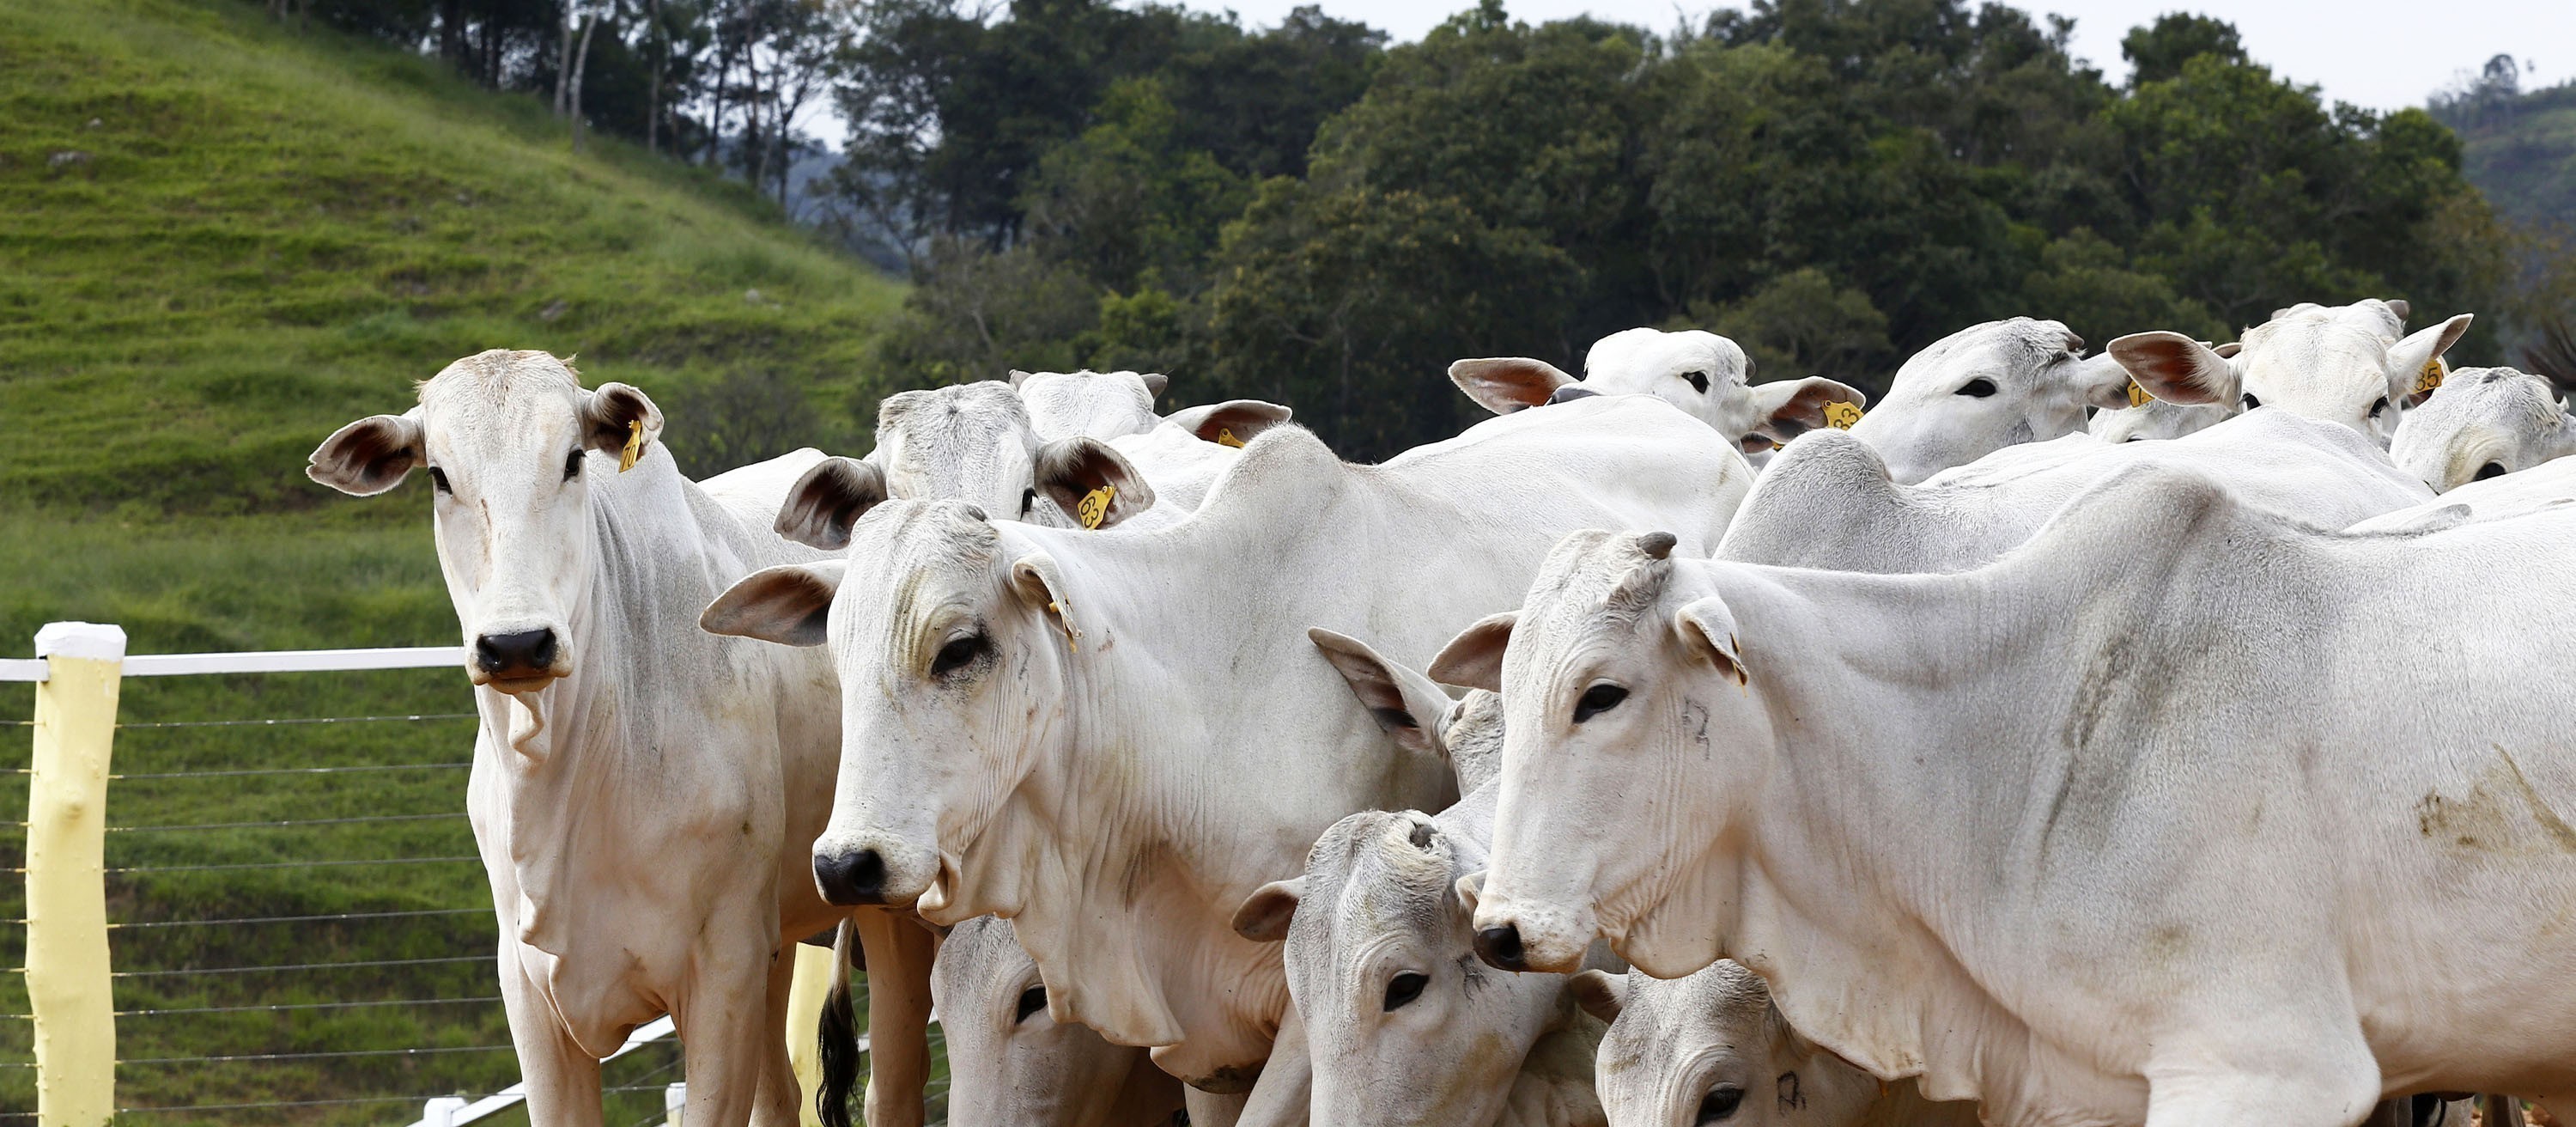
top-left (776, 456), bottom-right (890, 551)
top-left (1568, 969), bottom-right (1628, 1023)
top-left (1034, 437), bottom-right (1157, 529)
top-left (1429, 612), bottom-right (1516, 692)
top-left (1309, 628), bottom-right (1458, 757)
top-left (582, 381), bottom-right (665, 457)
top-left (1139, 372), bottom-right (1170, 399)
top-left (1745, 378), bottom-right (1867, 444)
top-left (2390, 314), bottom-right (2474, 408)
top-left (309, 409), bottom-right (425, 496)
top-left (1165, 399), bottom-right (1293, 446)
top-left (2107, 332), bottom-right (2238, 407)
top-left (701, 561), bottom-right (846, 647)
top-left (1674, 597), bottom-right (1748, 685)
top-left (1449, 357), bottom-right (1575, 415)
top-left (2072, 351), bottom-right (2142, 412)
top-left (1230, 877), bottom-right (1307, 942)
top-left (1009, 552), bottom-right (1084, 646)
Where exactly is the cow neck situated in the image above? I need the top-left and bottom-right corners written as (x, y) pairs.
top-left (483, 452), bottom-right (758, 956)
top-left (967, 437), bottom-right (1449, 1081)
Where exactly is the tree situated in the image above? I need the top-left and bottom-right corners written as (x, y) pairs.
top-left (2118, 12), bottom-right (2244, 86)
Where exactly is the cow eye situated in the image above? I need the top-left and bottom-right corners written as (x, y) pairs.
top-left (1696, 1085), bottom-right (1746, 1123)
top-left (563, 448), bottom-right (586, 481)
top-left (2241, 393), bottom-right (2263, 411)
top-left (1574, 684), bottom-right (1628, 722)
top-left (1683, 370), bottom-right (1710, 394)
top-left (1020, 488), bottom-right (1036, 516)
top-left (2369, 397), bottom-right (2390, 420)
top-left (428, 466), bottom-right (452, 495)
top-left (1383, 972), bottom-right (1427, 1012)
top-left (1014, 984), bottom-right (1047, 1024)
top-left (1955, 378), bottom-right (1997, 398)
top-left (2476, 462), bottom-right (2506, 481)
top-left (932, 634), bottom-right (987, 676)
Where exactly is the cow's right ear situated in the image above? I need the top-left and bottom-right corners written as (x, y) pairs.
top-left (1429, 612), bottom-right (1516, 692)
top-left (309, 410), bottom-right (425, 496)
top-left (2106, 332), bottom-right (2239, 406)
top-left (1674, 597), bottom-right (1748, 686)
top-left (776, 456), bottom-right (889, 551)
top-left (1569, 969), bottom-right (1628, 1024)
top-left (700, 562), bottom-right (845, 647)
top-left (1034, 437), bottom-right (1157, 529)
top-left (1164, 399), bottom-right (1293, 447)
top-left (1309, 628), bottom-right (1458, 757)
top-left (1745, 378), bottom-right (1866, 444)
top-left (1231, 877), bottom-right (1307, 942)
top-left (1449, 357), bottom-right (1576, 415)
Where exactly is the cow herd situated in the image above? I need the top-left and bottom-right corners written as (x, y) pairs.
top-left (306, 296), bottom-right (2576, 1127)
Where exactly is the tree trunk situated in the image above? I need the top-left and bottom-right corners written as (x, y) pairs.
top-left (645, 0), bottom-right (662, 155)
top-left (439, 0), bottom-right (464, 63)
top-left (554, 8), bottom-right (577, 118)
top-left (569, 15), bottom-right (598, 152)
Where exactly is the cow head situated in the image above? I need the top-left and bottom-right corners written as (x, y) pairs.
top-left (1010, 369), bottom-right (1169, 442)
top-left (308, 350), bottom-right (661, 692)
top-left (2111, 301), bottom-right (2473, 446)
top-left (701, 499), bottom-right (1078, 913)
top-left (1433, 530), bottom-right (1769, 979)
top-left (866, 382), bottom-right (1157, 533)
top-left (1847, 318), bottom-right (2129, 484)
top-left (934, 915), bottom-right (1169, 1127)
top-left (1449, 328), bottom-right (1865, 455)
top-left (2388, 367), bottom-right (2576, 492)
top-left (1575, 960), bottom-right (1890, 1127)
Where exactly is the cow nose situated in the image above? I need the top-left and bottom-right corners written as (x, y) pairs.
top-left (1474, 924), bottom-right (1528, 972)
top-left (815, 849), bottom-right (888, 905)
top-left (474, 629), bottom-right (558, 675)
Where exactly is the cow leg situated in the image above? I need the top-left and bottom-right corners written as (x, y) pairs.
top-left (677, 945), bottom-right (798, 1127)
top-left (498, 947), bottom-right (606, 1127)
top-left (1184, 1089), bottom-right (1252, 1127)
top-left (854, 909), bottom-right (938, 1127)
top-left (748, 945), bottom-right (809, 1127)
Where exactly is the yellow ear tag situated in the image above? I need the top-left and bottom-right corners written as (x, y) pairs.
top-left (1046, 600), bottom-right (1082, 649)
top-left (618, 419), bottom-right (644, 472)
top-left (1215, 428), bottom-right (1245, 448)
top-left (1822, 400), bottom-right (1863, 430)
top-left (2125, 379), bottom-right (2152, 408)
top-left (1077, 485), bottom-right (1115, 530)
top-left (2414, 357), bottom-right (2446, 397)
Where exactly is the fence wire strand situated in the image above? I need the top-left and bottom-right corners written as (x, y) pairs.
top-left (113, 712), bottom-right (477, 729)
top-left (103, 906), bottom-right (491, 929)
top-left (110, 761), bottom-right (471, 781)
top-left (103, 953), bottom-right (489, 978)
top-left (115, 995), bottom-right (501, 1017)
top-left (105, 811), bottom-right (468, 833)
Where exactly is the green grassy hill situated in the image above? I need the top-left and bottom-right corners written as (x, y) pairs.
top-left (2436, 80), bottom-right (2576, 233)
top-left (0, 0), bottom-right (904, 1120)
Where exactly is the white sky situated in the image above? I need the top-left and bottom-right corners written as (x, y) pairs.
top-left (1189, 0), bottom-right (2571, 111)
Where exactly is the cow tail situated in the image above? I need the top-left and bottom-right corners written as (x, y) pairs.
top-left (817, 917), bottom-right (861, 1127)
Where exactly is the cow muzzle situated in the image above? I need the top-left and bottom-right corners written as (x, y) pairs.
top-left (1469, 897), bottom-right (1595, 975)
top-left (813, 832), bottom-right (938, 909)
top-left (471, 626), bottom-right (568, 691)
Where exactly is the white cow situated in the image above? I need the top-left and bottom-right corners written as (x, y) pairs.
top-left (2347, 457), bottom-right (2576, 534)
top-left (2389, 367), bottom-right (2576, 491)
top-left (1722, 409), bottom-right (2433, 572)
top-left (1448, 470), bottom-right (2576, 1127)
top-left (1012, 369), bottom-right (1169, 441)
top-left (307, 350), bottom-right (938, 1127)
top-left (1449, 327), bottom-right (1865, 454)
top-left (1233, 634), bottom-right (1607, 1127)
top-left (700, 395), bottom-right (1752, 1124)
top-left (934, 915), bottom-right (1188, 1127)
top-left (2110, 299), bottom-right (2473, 446)
top-left (1843, 318), bottom-right (2134, 484)
top-left (1570, 960), bottom-right (1977, 1127)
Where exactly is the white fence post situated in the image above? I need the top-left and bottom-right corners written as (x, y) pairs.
top-left (421, 1095), bottom-right (468, 1127)
top-left (25, 622), bottom-right (126, 1127)
top-left (665, 1081), bottom-right (689, 1126)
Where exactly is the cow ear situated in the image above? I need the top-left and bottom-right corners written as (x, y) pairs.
top-left (776, 456), bottom-right (889, 551)
top-left (1569, 969), bottom-right (1628, 1024)
top-left (2071, 351), bottom-right (2141, 412)
top-left (1309, 628), bottom-right (1458, 757)
top-left (1008, 369), bottom-right (1034, 389)
top-left (1449, 357), bottom-right (1576, 415)
top-left (1745, 378), bottom-right (1867, 443)
top-left (1674, 597), bottom-right (1748, 686)
top-left (1165, 399), bottom-right (1293, 447)
top-left (1139, 372), bottom-right (1169, 399)
top-left (2390, 314), bottom-right (2474, 408)
top-left (582, 381), bottom-right (665, 457)
top-left (1428, 612), bottom-right (1516, 692)
top-left (1034, 437), bottom-right (1157, 529)
top-left (2385, 298), bottom-right (2412, 324)
top-left (1231, 878), bottom-right (1307, 942)
top-left (309, 410), bottom-right (425, 496)
top-left (1453, 870), bottom-right (1485, 917)
top-left (2106, 332), bottom-right (2238, 407)
top-left (701, 562), bottom-right (846, 647)
top-left (2212, 341), bottom-right (2243, 359)
top-left (1009, 553), bottom-right (1083, 645)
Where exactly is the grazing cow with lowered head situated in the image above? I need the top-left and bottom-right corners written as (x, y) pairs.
top-left (307, 350), bottom-right (937, 1127)
top-left (1570, 959), bottom-right (1977, 1127)
top-left (1448, 469), bottom-right (2576, 1127)
top-left (702, 395), bottom-right (1750, 1125)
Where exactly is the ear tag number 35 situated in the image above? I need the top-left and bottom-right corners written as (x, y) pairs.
top-left (1078, 485), bottom-right (1116, 529)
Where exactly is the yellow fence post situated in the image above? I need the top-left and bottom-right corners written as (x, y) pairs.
top-left (784, 941), bottom-right (836, 1127)
top-left (26, 622), bottom-right (125, 1127)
